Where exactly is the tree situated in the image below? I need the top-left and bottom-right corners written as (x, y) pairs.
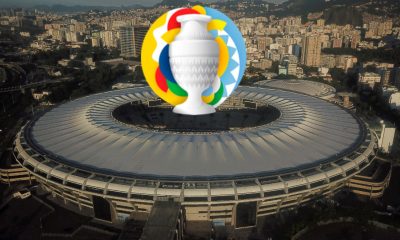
top-left (364, 65), bottom-right (377, 73)
top-left (133, 65), bottom-right (144, 82)
top-left (301, 65), bottom-right (319, 75)
top-left (32, 47), bottom-right (70, 65)
top-left (271, 61), bottom-right (280, 73)
top-left (67, 60), bottom-right (84, 69)
top-left (276, 74), bottom-right (297, 79)
top-left (247, 66), bottom-right (257, 74)
top-left (47, 63), bottom-right (129, 103)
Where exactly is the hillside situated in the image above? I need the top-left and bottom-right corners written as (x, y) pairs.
top-left (282, 0), bottom-right (365, 16)
top-left (324, 6), bottom-right (363, 26)
top-left (155, 0), bottom-right (192, 7)
top-left (278, 0), bottom-right (399, 25)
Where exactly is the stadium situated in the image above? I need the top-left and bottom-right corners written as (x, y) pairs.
top-left (13, 85), bottom-right (378, 228)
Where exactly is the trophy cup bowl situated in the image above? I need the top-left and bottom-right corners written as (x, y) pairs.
top-left (169, 14), bottom-right (220, 115)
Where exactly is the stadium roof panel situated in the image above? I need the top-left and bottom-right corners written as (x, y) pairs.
top-left (256, 79), bottom-right (336, 99)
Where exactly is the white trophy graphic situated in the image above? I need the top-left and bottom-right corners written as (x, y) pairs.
top-left (169, 14), bottom-right (220, 115)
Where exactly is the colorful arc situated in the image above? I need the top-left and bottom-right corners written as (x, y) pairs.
top-left (141, 5), bottom-right (246, 107)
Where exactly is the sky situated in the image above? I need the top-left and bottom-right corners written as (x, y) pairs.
top-left (0, 0), bottom-right (287, 8)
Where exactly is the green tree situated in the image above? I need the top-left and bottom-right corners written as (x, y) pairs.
top-left (276, 74), bottom-right (297, 79)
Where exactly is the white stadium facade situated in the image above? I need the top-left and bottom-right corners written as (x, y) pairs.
top-left (12, 85), bottom-right (382, 228)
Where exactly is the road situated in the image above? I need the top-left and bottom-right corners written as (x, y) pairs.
top-left (0, 76), bottom-right (74, 93)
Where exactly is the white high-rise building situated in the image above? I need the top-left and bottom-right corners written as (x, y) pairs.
top-left (119, 26), bottom-right (148, 58)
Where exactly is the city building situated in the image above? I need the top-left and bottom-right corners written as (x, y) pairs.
top-left (251, 59), bottom-right (272, 70)
top-left (320, 54), bottom-right (357, 72)
top-left (393, 67), bottom-right (400, 89)
top-left (332, 38), bottom-right (343, 48)
top-left (119, 26), bottom-right (148, 58)
top-left (316, 19), bottom-right (325, 27)
top-left (363, 62), bottom-right (394, 70)
top-left (100, 30), bottom-right (118, 48)
top-left (286, 62), bottom-right (297, 76)
top-left (257, 37), bottom-right (267, 51)
top-left (367, 119), bottom-right (397, 154)
top-left (335, 55), bottom-right (357, 72)
top-left (358, 72), bottom-right (381, 90)
top-left (388, 92), bottom-right (400, 111)
top-left (301, 35), bottom-right (321, 67)
top-left (279, 60), bottom-right (297, 76)
top-left (379, 122), bottom-right (396, 154)
top-left (318, 67), bottom-right (330, 77)
top-left (90, 37), bottom-right (101, 47)
top-left (278, 64), bottom-right (287, 75)
top-left (288, 44), bottom-right (301, 58)
top-left (378, 68), bottom-right (392, 86)
top-left (365, 20), bottom-right (393, 39)
top-left (321, 54), bottom-right (336, 68)
top-left (32, 91), bottom-right (51, 101)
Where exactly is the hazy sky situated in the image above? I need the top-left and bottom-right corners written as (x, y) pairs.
top-left (0, 0), bottom-right (160, 7)
top-left (0, 0), bottom-right (287, 8)
top-left (0, 0), bottom-right (166, 6)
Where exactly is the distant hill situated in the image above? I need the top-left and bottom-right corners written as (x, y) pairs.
top-left (324, 6), bottom-right (363, 26)
top-left (33, 4), bottom-right (144, 13)
top-left (276, 0), bottom-right (399, 25)
top-left (283, 0), bottom-right (400, 15)
top-left (283, 0), bottom-right (365, 16)
top-left (155, 0), bottom-right (192, 7)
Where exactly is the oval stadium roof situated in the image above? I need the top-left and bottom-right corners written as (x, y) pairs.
top-left (27, 86), bottom-right (363, 180)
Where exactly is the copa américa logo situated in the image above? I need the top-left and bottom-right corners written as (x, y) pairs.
top-left (141, 5), bottom-right (246, 115)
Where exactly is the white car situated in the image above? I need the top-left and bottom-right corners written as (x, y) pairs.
top-left (12, 189), bottom-right (31, 199)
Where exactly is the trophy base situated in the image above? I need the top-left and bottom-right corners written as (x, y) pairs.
top-left (173, 102), bottom-right (216, 115)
